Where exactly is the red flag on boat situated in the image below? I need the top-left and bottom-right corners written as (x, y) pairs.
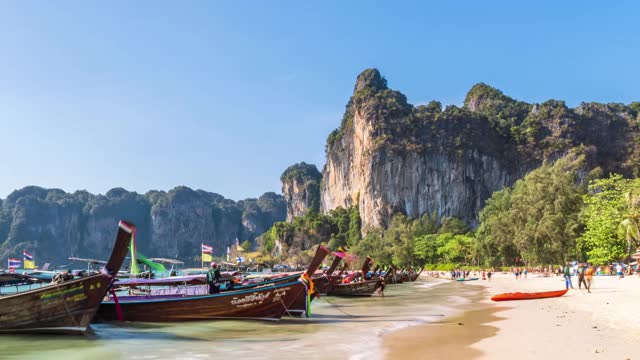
top-left (8, 258), bottom-right (21, 269)
top-left (201, 244), bottom-right (213, 254)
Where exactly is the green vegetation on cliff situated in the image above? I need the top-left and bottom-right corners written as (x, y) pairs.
top-left (281, 162), bottom-right (322, 215)
top-left (258, 205), bottom-right (361, 259)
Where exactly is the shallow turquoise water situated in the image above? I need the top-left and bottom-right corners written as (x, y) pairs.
top-left (0, 279), bottom-right (475, 360)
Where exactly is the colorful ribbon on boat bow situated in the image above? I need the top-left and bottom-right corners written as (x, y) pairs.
top-left (299, 272), bottom-right (315, 318)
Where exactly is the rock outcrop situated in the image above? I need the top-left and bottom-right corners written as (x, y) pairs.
top-left (281, 162), bottom-right (322, 221)
top-left (320, 69), bottom-right (640, 229)
top-left (0, 186), bottom-right (286, 266)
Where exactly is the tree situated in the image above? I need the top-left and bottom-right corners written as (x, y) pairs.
top-left (352, 228), bottom-right (392, 265)
top-left (618, 187), bottom-right (640, 254)
top-left (347, 204), bottom-right (362, 247)
top-left (476, 153), bottom-right (585, 265)
top-left (476, 188), bottom-right (517, 266)
top-left (580, 175), bottom-right (640, 263)
top-left (240, 240), bottom-right (253, 252)
top-left (413, 234), bottom-right (438, 264)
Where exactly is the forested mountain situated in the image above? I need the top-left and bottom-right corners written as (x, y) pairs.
top-left (0, 186), bottom-right (285, 266)
top-left (271, 68), bottom-right (640, 265)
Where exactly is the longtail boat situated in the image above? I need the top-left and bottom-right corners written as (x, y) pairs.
top-left (382, 265), bottom-right (396, 284)
top-left (285, 252), bottom-right (346, 316)
top-left (95, 245), bottom-right (330, 322)
top-left (327, 256), bottom-right (382, 297)
top-left (0, 220), bottom-right (133, 334)
top-left (400, 267), bottom-right (411, 282)
top-left (388, 266), bottom-right (404, 284)
top-left (0, 273), bottom-right (40, 288)
top-left (491, 289), bottom-right (568, 302)
top-left (326, 278), bottom-right (380, 296)
top-left (409, 267), bottom-right (424, 281)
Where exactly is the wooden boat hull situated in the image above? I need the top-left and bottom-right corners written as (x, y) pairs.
top-left (0, 275), bottom-right (114, 333)
top-left (327, 279), bottom-right (380, 297)
top-left (98, 245), bottom-right (330, 322)
top-left (96, 280), bottom-right (306, 322)
top-left (491, 289), bottom-right (568, 302)
top-left (409, 268), bottom-right (423, 281)
top-left (286, 275), bottom-right (336, 316)
top-left (0, 220), bottom-right (133, 334)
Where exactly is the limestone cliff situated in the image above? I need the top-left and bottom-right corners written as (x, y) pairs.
top-left (0, 186), bottom-right (286, 266)
top-left (321, 69), bottom-right (640, 229)
top-left (281, 162), bottom-right (322, 221)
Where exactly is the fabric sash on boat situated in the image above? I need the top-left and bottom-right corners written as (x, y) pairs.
top-left (299, 272), bottom-right (315, 318)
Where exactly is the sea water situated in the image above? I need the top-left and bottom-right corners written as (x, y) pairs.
top-left (0, 279), bottom-right (479, 360)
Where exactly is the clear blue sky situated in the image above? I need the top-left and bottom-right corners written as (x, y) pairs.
top-left (0, 1), bottom-right (638, 200)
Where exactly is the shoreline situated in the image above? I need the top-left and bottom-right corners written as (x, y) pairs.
top-left (384, 280), bottom-right (500, 359)
top-left (384, 274), bottom-right (640, 359)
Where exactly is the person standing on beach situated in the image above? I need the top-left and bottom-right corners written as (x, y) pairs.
top-left (616, 263), bottom-right (624, 279)
top-left (577, 263), bottom-right (587, 290)
top-left (563, 262), bottom-right (574, 290)
top-left (585, 265), bottom-right (594, 293)
top-left (523, 267), bottom-right (528, 279)
top-left (487, 269), bottom-right (492, 281)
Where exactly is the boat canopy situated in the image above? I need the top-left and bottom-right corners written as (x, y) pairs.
top-left (68, 257), bottom-right (107, 264)
top-left (148, 258), bottom-right (185, 265)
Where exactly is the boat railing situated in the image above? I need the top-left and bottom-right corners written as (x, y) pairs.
top-left (0, 282), bottom-right (48, 295)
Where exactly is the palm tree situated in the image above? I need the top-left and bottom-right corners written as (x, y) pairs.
top-left (619, 188), bottom-right (640, 258)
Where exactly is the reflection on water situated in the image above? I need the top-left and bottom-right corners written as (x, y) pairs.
top-left (0, 279), bottom-right (480, 360)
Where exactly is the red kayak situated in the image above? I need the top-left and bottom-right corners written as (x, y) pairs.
top-left (491, 289), bottom-right (568, 302)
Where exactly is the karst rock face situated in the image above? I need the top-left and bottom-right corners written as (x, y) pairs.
top-left (280, 162), bottom-right (322, 221)
top-left (0, 186), bottom-right (286, 266)
top-left (316, 69), bottom-right (640, 229)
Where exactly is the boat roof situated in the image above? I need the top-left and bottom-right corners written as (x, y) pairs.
top-left (114, 271), bottom-right (242, 287)
top-left (68, 257), bottom-right (107, 264)
top-left (148, 258), bottom-right (185, 265)
top-left (115, 275), bottom-right (207, 286)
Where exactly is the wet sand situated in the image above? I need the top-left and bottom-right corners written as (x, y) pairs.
top-left (385, 273), bottom-right (640, 359)
top-left (384, 279), bottom-right (502, 359)
top-left (384, 306), bottom-right (505, 359)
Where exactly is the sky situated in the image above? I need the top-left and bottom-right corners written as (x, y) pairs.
top-left (0, 1), bottom-right (638, 200)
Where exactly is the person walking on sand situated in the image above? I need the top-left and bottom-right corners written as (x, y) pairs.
top-left (585, 265), bottom-right (594, 293)
top-left (577, 263), bottom-right (587, 290)
top-left (563, 262), bottom-right (574, 290)
top-left (616, 263), bottom-right (624, 279)
top-left (523, 267), bottom-right (528, 279)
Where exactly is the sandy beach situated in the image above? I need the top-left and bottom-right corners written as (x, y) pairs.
top-left (385, 273), bottom-right (640, 359)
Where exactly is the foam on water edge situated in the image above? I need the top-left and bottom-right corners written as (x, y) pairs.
top-left (345, 279), bottom-right (467, 360)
